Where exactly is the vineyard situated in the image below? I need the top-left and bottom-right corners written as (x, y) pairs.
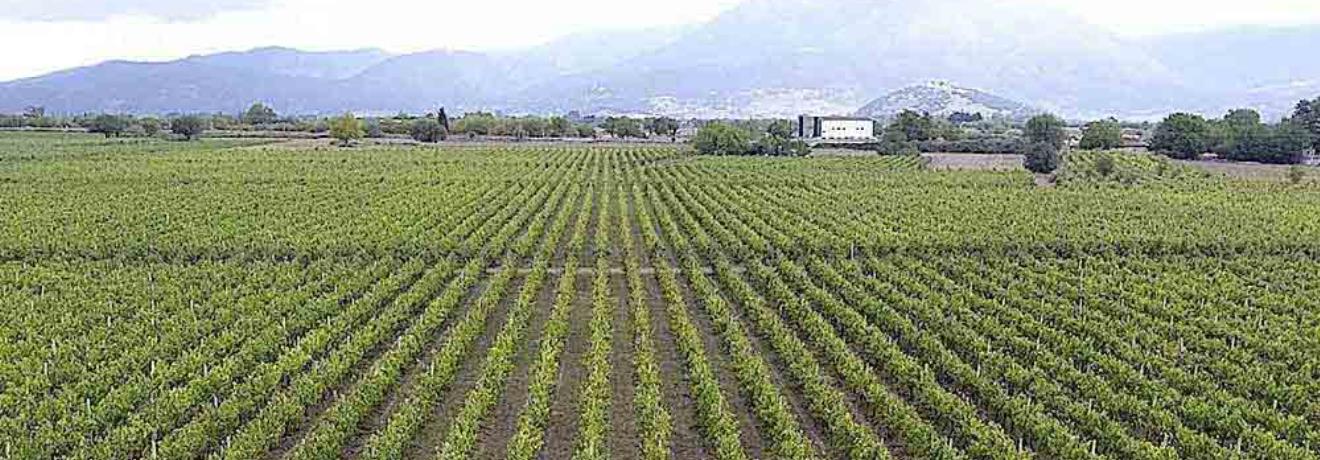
top-left (2, 132), bottom-right (1320, 460)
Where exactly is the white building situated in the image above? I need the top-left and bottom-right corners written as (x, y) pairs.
top-left (798, 115), bottom-right (875, 140)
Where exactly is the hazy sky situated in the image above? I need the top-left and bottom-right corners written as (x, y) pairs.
top-left (2, 0), bottom-right (1319, 81)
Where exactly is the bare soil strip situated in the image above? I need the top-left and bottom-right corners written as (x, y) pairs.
top-left (540, 270), bottom-right (593, 459)
top-left (640, 269), bottom-right (708, 460)
top-left (668, 261), bottom-right (767, 458)
top-left (608, 271), bottom-right (640, 460)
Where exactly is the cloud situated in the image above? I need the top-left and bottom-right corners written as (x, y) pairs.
top-left (0, 0), bottom-right (272, 22)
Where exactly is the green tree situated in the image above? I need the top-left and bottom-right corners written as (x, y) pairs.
top-left (138, 117), bottom-right (162, 137)
top-left (889, 110), bottom-right (936, 142)
top-left (437, 107), bottom-right (451, 133)
top-left (548, 116), bottom-right (573, 137)
top-left (784, 139), bottom-right (813, 157)
top-left (1290, 98), bottom-right (1320, 151)
top-left (648, 116), bottom-right (681, 141)
top-left (519, 117), bottom-right (548, 138)
top-left (876, 128), bottom-right (918, 155)
top-left (241, 102), bottom-right (278, 125)
top-left (329, 113), bottom-right (364, 146)
top-left (1024, 114), bottom-right (1067, 150)
top-left (1211, 108), bottom-right (1264, 154)
top-left (603, 117), bottom-right (644, 138)
top-left (1079, 117), bottom-right (1122, 150)
top-left (1224, 108), bottom-right (1261, 127)
top-left (766, 119), bottom-right (794, 140)
top-left (693, 122), bottom-right (751, 155)
top-left (410, 119), bottom-right (445, 143)
top-left (754, 120), bottom-right (800, 156)
top-left (87, 114), bottom-right (129, 138)
top-left (1022, 141), bottom-right (1061, 174)
top-left (170, 116), bottom-right (209, 141)
top-left (1226, 122), bottom-right (1312, 164)
top-left (575, 124), bottom-right (597, 138)
top-left (454, 112), bottom-right (497, 136)
top-left (1151, 113), bottom-right (1210, 159)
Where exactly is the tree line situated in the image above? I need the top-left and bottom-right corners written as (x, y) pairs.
top-left (1149, 103), bottom-right (1317, 164)
top-left (1, 103), bottom-right (688, 144)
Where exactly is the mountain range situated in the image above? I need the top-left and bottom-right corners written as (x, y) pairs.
top-left (1, 0), bottom-right (1317, 119)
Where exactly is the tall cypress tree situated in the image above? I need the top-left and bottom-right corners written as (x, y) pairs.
top-left (438, 107), bottom-right (450, 133)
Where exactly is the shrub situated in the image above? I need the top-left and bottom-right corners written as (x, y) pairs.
top-left (410, 119), bottom-right (446, 143)
top-left (1023, 142), bottom-right (1061, 174)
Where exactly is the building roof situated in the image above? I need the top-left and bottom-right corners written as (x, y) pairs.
top-left (803, 115), bottom-right (873, 122)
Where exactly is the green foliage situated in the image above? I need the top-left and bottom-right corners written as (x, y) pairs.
top-left (692, 122), bottom-right (752, 156)
top-left (1289, 98), bottom-right (1320, 151)
top-left (1223, 122), bottom-right (1313, 164)
top-left (1022, 141), bottom-right (1061, 174)
top-left (87, 114), bottom-right (129, 138)
top-left (1057, 151), bottom-right (1208, 187)
top-left (1024, 114), bottom-right (1067, 150)
top-left (170, 116), bottom-right (209, 140)
top-left (548, 116), bottom-right (573, 137)
top-left (1079, 118), bottom-right (1123, 150)
top-left (576, 124), bottom-right (597, 138)
top-left (752, 120), bottom-right (811, 156)
top-left (1224, 108), bottom-right (1261, 127)
top-left (647, 116), bottom-right (681, 140)
top-left (766, 119), bottom-right (794, 140)
top-left (887, 110), bottom-right (958, 142)
top-left (364, 118), bottom-right (384, 138)
top-left (452, 112), bottom-right (497, 136)
top-left (138, 117), bottom-right (162, 137)
top-left (603, 117), bottom-right (645, 139)
top-left (241, 102), bottom-right (278, 125)
top-left (328, 113), bottom-right (363, 146)
top-left (1151, 113), bottom-right (1211, 159)
top-left (437, 107), bottom-right (451, 133)
top-left (1202, 108), bottom-right (1314, 164)
top-left (917, 135), bottom-right (1023, 154)
top-left (876, 129), bottom-right (918, 156)
top-left (410, 119), bottom-right (445, 143)
top-left (1094, 153), bottom-right (1116, 177)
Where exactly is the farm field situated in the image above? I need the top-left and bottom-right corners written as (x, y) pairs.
top-left (3, 133), bottom-right (1320, 460)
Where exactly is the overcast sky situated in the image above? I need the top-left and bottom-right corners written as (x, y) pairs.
top-left (2, 0), bottom-right (1319, 81)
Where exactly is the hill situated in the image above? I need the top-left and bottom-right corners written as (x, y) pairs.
top-left (854, 81), bottom-right (1037, 120)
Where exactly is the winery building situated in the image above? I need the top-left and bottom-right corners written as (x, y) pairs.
top-left (797, 115), bottom-right (875, 140)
